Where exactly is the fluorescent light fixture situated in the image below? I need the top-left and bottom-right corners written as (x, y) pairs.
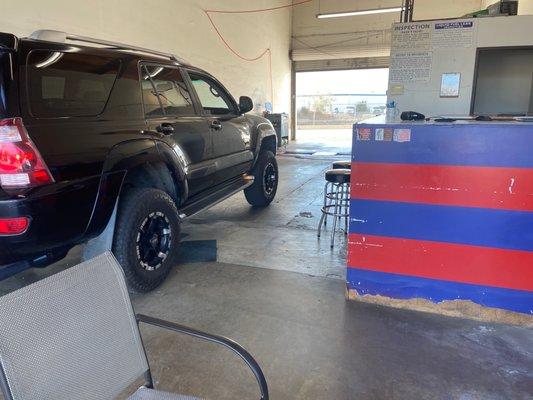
top-left (317, 6), bottom-right (403, 19)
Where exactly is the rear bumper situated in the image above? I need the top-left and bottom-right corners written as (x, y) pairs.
top-left (0, 176), bottom-right (100, 266)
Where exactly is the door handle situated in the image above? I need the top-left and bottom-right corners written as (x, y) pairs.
top-left (210, 120), bottom-right (222, 131)
top-left (156, 123), bottom-right (174, 135)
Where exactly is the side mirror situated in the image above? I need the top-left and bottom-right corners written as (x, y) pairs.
top-left (238, 96), bottom-right (253, 114)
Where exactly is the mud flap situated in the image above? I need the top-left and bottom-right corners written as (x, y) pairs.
top-left (82, 203), bottom-right (118, 261)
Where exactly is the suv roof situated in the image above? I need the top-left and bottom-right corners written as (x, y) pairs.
top-left (1, 30), bottom-right (215, 75)
top-left (27, 30), bottom-right (190, 65)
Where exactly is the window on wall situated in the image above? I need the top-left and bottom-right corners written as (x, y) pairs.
top-left (141, 66), bottom-right (194, 117)
top-left (188, 74), bottom-right (234, 115)
top-left (27, 50), bottom-right (120, 117)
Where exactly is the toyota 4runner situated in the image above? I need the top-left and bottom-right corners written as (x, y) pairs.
top-left (0, 30), bottom-right (279, 291)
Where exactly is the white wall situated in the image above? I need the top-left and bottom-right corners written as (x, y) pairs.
top-left (519, 0), bottom-right (533, 14)
top-left (387, 16), bottom-right (533, 116)
top-left (0, 0), bottom-right (292, 114)
top-left (291, 0), bottom-right (486, 60)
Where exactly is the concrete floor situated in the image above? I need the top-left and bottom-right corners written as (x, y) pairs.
top-left (1, 149), bottom-right (532, 400)
top-left (286, 128), bottom-right (352, 156)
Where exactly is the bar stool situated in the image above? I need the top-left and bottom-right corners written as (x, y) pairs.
top-left (317, 169), bottom-right (350, 248)
top-left (321, 161), bottom-right (351, 229)
top-left (332, 160), bottom-right (351, 170)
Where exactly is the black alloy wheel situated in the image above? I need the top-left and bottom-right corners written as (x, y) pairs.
top-left (113, 187), bottom-right (180, 292)
top-left (136, 211), bottom-right (172, 271)
top-left (245, 150), bottom-right (278, 207)
top-left (263, 162), bottom-right (277, 196)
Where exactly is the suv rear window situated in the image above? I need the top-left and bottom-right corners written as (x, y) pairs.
top-left (27, 50), bottom-right (120, 118)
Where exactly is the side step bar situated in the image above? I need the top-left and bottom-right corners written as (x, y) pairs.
top-left (179, 174), bottom-right (254, 219)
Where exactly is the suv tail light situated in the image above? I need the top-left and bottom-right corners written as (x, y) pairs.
top-left (0, 217), bottom-right (29, 235)
top-left (0, 118), bottom-right (53, 189)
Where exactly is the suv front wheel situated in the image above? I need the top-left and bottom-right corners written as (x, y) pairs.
top-left (113, 187), bottom-right (180, 292)
top-left (245, 150), bottom-right (278, 207)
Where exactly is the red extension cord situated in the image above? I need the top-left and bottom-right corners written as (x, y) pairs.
top-left (203, 0), bottom-right (312, 106)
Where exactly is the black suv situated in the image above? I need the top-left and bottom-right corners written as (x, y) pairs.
top-left (0, 30), bottom-right (279, 291)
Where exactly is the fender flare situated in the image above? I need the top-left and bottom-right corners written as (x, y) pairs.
top-left (84, 138), bottom-right (188, 240)
top-left (253, 122), bottom-right (277, 166)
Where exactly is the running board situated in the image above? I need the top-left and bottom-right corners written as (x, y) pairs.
top-left (179, 175), bottom-right (254, 219)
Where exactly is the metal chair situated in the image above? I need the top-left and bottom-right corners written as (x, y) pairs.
top-left (317, 169), bottom-right (350, 248)
top-left (0, 252), bottom-right (268, 400)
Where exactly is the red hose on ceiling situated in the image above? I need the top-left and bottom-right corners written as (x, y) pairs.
top-left (203, 0), bottom-right (312, 106)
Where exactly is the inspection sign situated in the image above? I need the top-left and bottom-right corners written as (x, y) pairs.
top-left (432, 21), bottom-right (475, 48)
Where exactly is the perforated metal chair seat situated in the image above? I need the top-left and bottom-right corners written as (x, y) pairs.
top-left (129, 387), bottom-right (201, 400)
top-left (0, 252), bottom-right (269, 400)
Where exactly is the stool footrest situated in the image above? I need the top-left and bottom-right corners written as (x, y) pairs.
top-left (320, 204), bottom-right (349, 218)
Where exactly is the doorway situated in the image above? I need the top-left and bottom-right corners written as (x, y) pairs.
top-left (292, 68), bottom-right (389, 155)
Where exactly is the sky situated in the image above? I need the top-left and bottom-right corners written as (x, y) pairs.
top-left (296, 68), bottom-right (389, 96)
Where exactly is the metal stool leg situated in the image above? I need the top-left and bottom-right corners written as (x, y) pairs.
top-left (317, 181), bottom-right (328, 238)
top-left (319, 174), bottom-right (349, 247)
top-left (337, 183), bottom-right (343, 229)
top-left (324, 181), bottom-right (330, 227)
top-left (344, 183), bottom-right (349, 235)
top-left (331, 185), bottom-right (341, 248)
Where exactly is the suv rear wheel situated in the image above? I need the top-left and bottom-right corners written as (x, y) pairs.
top-left (245, 150), bottom-right (278, 207)
top-left (113, 187), bottom-right (180, 292)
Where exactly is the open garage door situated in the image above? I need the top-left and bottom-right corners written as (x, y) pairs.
top-left (293, 56), bottom-right (389, 72)
top-left (291, 68), bottom-right (389, 156)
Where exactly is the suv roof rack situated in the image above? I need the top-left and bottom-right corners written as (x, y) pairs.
top-left (28, 30), bottom-right (187, 64)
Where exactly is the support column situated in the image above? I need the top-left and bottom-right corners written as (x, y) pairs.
top-left (290, 61), bottom-right (297, 141)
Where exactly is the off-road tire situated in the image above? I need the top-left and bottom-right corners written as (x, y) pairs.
top-left (113, 187), bottom-right (180, 292)
top-left (244, 150), bottom-right (278, 207)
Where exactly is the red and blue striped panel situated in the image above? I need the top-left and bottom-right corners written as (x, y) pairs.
top-left (348, 122), bottom-right (533, 314)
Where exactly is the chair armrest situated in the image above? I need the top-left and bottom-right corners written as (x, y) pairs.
top-left (136, 313), bottom-right (269, 400)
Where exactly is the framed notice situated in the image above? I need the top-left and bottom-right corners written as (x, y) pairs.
top-left (440, 73), bottom-right (461, 97)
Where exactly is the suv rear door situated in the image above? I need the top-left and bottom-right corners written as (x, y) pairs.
top-left (186, 71), bottom-right (253, 185)
top-left (140, 64), bottom-right (214, 196)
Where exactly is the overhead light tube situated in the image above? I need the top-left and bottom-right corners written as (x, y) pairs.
top-left (316, 6), bottom-right (403, 19)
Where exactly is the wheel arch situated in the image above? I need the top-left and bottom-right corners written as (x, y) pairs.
top-left (84, 139), bottom-right (188, 239)
top-left (253, 122), bottom-right (277, 166)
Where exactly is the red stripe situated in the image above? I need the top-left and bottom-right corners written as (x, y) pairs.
top-left (350, 162), bottom-right (533, 211)
top-left (347, 234), bottom-right (533, 291)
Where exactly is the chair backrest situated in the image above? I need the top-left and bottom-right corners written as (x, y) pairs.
top-left (0, 252), bottom-right (149, 400)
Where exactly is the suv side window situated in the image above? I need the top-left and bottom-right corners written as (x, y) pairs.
top-left (26, 50), bottom-right (120, 118)
top-left (141, 65), bottom-right (194, 117)
top-left (188, 73), bottom-right (235, 115)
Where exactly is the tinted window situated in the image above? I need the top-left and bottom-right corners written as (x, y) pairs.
top-left (189, 74), bottom-right (234, 115)
top-left (27, 50), bottom-right (119, 117)
top-left (141, 66), bottom-right (194, 117)
top-left (0, 52), bottom-right (11, 118)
